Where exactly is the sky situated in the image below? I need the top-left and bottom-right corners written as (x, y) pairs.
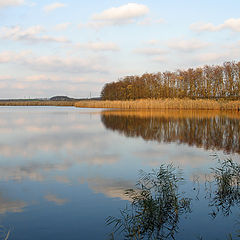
top-left (0, 0), bottom-right (240, 99)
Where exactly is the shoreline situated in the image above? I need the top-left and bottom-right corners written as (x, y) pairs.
top-left (0, 99), bottom-right (240, 111)
top-left (0, 100), bottom-right (77, 106)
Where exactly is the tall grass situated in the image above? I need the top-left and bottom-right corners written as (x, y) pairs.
top-left (75, 99), bottom-right (240, 111)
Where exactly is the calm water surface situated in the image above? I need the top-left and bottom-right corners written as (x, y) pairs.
top-left (0, 107), bottom-right (239, 239)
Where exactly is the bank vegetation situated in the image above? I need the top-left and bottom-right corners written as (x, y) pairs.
top-left (75, 99), bottom-right (240, 110)
top-left (101, 62), bottom-right (240, 100)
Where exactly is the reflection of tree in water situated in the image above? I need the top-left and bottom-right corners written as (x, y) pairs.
top-left (107, 159), bottom-right (240, 240)
top-left (101, 110), bottom-right (240, 154)
top-left (107, 165), bottom-right (191, 240)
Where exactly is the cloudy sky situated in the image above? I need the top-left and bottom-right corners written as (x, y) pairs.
top-left (0, 0), bottom-right (240, 98)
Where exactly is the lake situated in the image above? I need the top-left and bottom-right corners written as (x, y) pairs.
top-left (0, 107), bottom-right (239, 240)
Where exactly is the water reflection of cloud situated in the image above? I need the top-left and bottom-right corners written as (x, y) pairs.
top-left (0, 111), bottom-right (101, 134)
top-left (54, 176), bottom-right (71, 184)
top-left (85, 177), bottom-right (134, 201)
top-left (0, 153), bottom-right (119, 182)
top-left (85, 155), bottom-right (119, 166)
top-left (0, 134), bottom-right (83, 157)
top-left (0, 194), bottom-right (26, 214)
top-left (135, 148), bottom-right (167, 158)
top-left (0, 162), bottom-right (70, 182)
top-left (44, 194), bottom-right (68, 206)
top-left (170, 153), bottom-right (210, 168)
top-left (0, 132), bottom-right (111, 159)
top-left (135, 146), bottom-right (211, 168)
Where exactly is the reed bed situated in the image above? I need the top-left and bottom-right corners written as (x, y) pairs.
top-left (75, 99), bottom-right (240, 111)
top-left (0, 101), bottom-right (77, 106)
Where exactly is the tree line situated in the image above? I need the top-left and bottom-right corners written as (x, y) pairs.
top-left (101, 62), bottom-right (240, 100)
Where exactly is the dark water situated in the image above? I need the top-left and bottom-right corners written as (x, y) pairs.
top-left (0, 107), bottom-right (239, 240)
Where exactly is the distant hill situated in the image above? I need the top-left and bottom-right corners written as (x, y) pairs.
top-left (49, 96), bottom-right (75, 101)
top-left (50, 96), bottom-right (101, 101)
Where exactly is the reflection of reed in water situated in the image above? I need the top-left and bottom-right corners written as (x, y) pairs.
top-left (207, 157), bottom-right (240, 218)
top-left (0, 226), bottom-right (10, 240)
top-left (107, 165), bottom-right (191, 240)
top-left (107, 159), bottom-right (240, 240)
top-left (101, 110), bottom-right (240, 154)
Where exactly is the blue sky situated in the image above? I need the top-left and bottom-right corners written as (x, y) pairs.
top-left (0, 0), bottom-right (240, 98)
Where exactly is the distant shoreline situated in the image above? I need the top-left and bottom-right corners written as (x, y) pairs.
top-left (0, 100), bottom-right (78, 106)
top-left (0, 96), bottom-right (100, 107)
top-left (1, 98), bottom-right (240, 111)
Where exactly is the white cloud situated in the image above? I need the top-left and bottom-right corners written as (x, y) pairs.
top-left (25, 74), bottom-right (49, 82)
top-left (0, 0), bottom-right (24, 8)
top-left (55, 22), bottom-right (71, 31)
top-left (191, 18), bottom-right (240, 32)
top-left (223, 18), bottom-right (240, 31)
top-left (90, 3), bottom-right (149, 27)
top-left (1, 25), bottom-right (43, 39)
top-left (190, 22), bottom-right (218, 32)
top-left (0, 25), bottom-right (70, 43)
top-left (196, 52), bottom-right (229, 63)
top-left (76, 41), bottom-right (119, 52)
top-left (43, 2), bottom-right (66, 13)
top-left (38, 35), bottom-right (69, 43)
top-left (0, 75), bottom-right (13, 81)
top-left (28, 56), bottom-right (107, 74)
top-left (24, 74), bottom-right (84, 83)
top-left (194, 46), bottom-right (240, 65)
top-left (0, 52), bottom-right (12, 62)
top-left (0, 51), bottom-right (108, 74)
top-left (0, 50), bottom-right (30, 63)
top-left (93, 3), bottom-right (149, 21)
top-left (134, 47), bottom-right (167, 56)
top-left (192, 40), bottom-right (240, 64)
top-left (168, 39), bottom-right (210, 52)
